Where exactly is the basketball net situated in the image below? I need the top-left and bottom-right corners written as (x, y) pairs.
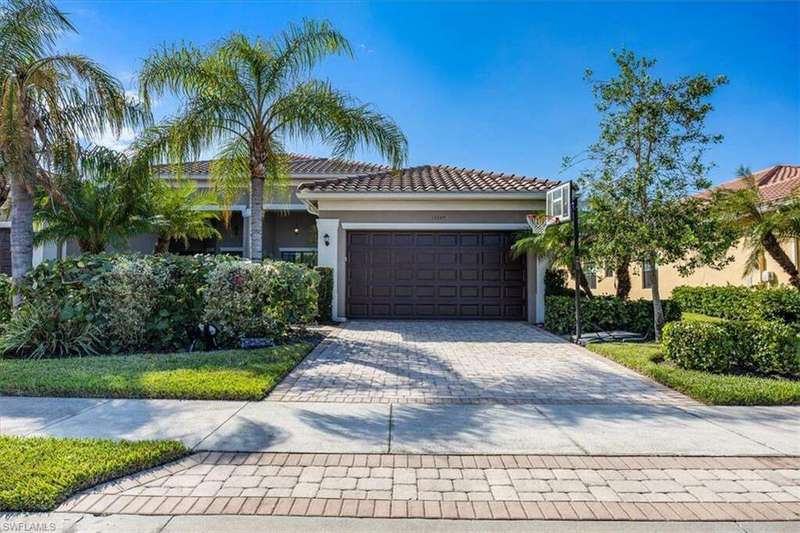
top-left (526, 214), bottom-right (559, 234)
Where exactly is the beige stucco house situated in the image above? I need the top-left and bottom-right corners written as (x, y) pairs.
top-left (23, 154), bottom-right (559, 323)
top-left (588, 164), bottom-right (800, 299)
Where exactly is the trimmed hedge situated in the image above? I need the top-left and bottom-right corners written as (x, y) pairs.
top-left (1, 253), bottom-right (319, 358)
top-left (662, 320), bottom-right (800, 377)
top-left (544, 295), bottom-right (681, 337)
top-left (315, 267), bottom-right (333, 322)
top-left (672, 285), bottom-right (800, 326)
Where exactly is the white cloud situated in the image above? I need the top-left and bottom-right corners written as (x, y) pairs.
top-left (89, 127), bottom-right (137, 152)
top-left (358, 43), bottom-right (376, 54)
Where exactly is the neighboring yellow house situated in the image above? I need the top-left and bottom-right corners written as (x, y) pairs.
top-left (585, 164), bottom-right (800, 299)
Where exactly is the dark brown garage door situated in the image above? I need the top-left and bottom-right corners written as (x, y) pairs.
top-left (346, 231), bottom-right (526, 319)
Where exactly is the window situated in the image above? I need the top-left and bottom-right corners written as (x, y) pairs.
top-left (280, 249), bottom-right (317, 267)
top-left (642, 260), bottom-right (656, 289)
top-left (584, 264), bottom-right (597, 289)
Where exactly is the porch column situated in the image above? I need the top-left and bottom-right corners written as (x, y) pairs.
top-left (242, 208), bottom-right (251, 258)
top-left (316, 218), bottom-right (342, 321)
top-left (533, 253), bottom-right (551, 324)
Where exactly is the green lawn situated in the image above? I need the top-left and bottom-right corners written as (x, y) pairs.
top-left (587, 342), bottom-right (800, 405)
top-left (0, 343), bottom-right (312, 400)
top-left (0, 436), bottom-right (186, 511)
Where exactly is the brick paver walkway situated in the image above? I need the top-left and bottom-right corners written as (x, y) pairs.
top-left (58, 452), bottom-right (800, 520)
top-left (269, 321), bottom-right (690, 404)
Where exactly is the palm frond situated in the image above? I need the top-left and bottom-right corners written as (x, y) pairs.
top-left (271, 80), bottom-right (407, 167)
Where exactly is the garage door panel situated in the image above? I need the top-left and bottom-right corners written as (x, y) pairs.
top-left (460, 269), bottom-right (479, 281)
top-left (437, 304), bottom-right (458, 316)
top-left (437, 234), bottom-right (458, 246)
top-left (416, 304), bottom-right (436, 316)
top-left (347, 231), bottom-right (526, 320)
top-left (460, 286), bottom-right (479, 298)
top-left (438, 269), bottom-right (457, 281)
top-left (483, 269), bottom-right (501, 281)
top-left (395, 270), bottom-right (413, 281)
top-left (415, 234), bottom-right (436, 246)
top-left (417, 269), bottom-right (436, 281)
top-left (438, 286), bottom-right (457, 298)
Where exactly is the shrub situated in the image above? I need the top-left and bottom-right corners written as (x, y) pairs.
top-left (0, 274), bottom-right (11, 325)
top-left (545, 269), bottom-right (573, 297)
top-left (544, 295), bottom-right (681, 337)
top-left (1, 253), bottom-right (241, 358)
top-left (95, 255), bottom-right (167, 353)
top-left (0, 302), bottom-right (100, 359)
top-left (672, 285), bottom-right (800, 326)
top-left (663, 320), bottom-right (800, 377)
top-left (266, 261), bottom-right (319, 331)
top-left (202, 260), bottom-right (318, 346)
top-left (141, 254), bottom-right (235, 352)
top-left (315, 266), bottom-right (333, 322)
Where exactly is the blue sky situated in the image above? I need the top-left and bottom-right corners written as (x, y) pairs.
top-left (62, 1), bottom-right (799, 186)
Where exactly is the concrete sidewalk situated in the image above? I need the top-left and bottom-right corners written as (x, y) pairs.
top-left (2, 513), bottom-right (798, 532)
top-left (1, 396), bottom-right (798, 455)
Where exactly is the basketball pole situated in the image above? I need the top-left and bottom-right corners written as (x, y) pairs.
top-left (571, 181), bottom-right (581, 343)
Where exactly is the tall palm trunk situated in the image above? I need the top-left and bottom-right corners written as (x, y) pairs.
top-left (249, 175), bottom-right (264, 261)
top-left (761, 232), bottom-right (800, 289)
top-left (615, 258), bottom-right (631, 299)
top-left (649, 254), bottom-right (665, 341)
top-left (10, 176), bottom-right (34, 305)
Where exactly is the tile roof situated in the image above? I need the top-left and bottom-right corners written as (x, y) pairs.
top-left (297, 164), bottom-right (558, 194)
top-left (697, 165), bottom-right (800, 204)
top-left (156, 154), bottom-right (389, 176)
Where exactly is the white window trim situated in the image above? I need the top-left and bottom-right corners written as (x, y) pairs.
top-left (340, 222), bottom-right (529, 230)
top-left (279, 247), bottom-right (317, 252)
top-left (264, 203), bottom-right (307, 211)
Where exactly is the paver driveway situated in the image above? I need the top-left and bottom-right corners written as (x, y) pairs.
top-left (269, 321), bottom-right (690, 405)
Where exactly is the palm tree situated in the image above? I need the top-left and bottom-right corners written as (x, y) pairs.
top-left (713, 168), bottom-right (800, 289)
top-left (33, 146), bottom-right (152, 254)
top-left (149, 179), bottom-right (220, 253)
top-left (137, 21), bottom-right (407, 260)
top-left (512, 221), bottom-right (595, 298)
top-left (0, 0), bottom-right (144, 287)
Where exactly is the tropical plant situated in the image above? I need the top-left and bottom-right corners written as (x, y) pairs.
top-left (712, 167), bottom-right (800, 289)
top-left (513, 222), bottom-right (595, 298)
top-left (149, 179), bottom-right (220, 254)
top-left (572, 49), bottom-right (735, 340)
top-left (0, 0), bottom-right (144, 289)
top-left (33, 146), bottom-right (152, 253)
top-left (136, 20), bottom-right (407, 260)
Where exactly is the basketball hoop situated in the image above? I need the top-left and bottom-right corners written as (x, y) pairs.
top-left (526, 214), bottom-right (559, 234)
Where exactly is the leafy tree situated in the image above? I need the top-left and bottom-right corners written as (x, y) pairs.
top-left (137, 21), bottom-right (408, 260)
top-left (149, 179), bottom-right (220, 254)
top-left (33, 146), bottom-right (152, 254)
top-left (0, 0), bottom-right (144, 288)
top-left (713, 167), bottom-right (800, 289)
top-left (574, 50), bottom-right (734, 340)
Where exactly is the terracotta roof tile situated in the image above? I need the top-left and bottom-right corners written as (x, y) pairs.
top-left (698, 165), bottom-right (800, 203)
top-left (297, 164), bottom-right (558, 193)
top-left (156, 154), bottom-right (389, 176)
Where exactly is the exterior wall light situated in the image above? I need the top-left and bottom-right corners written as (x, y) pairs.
top-left (323, 233), bottom-right (330, 246)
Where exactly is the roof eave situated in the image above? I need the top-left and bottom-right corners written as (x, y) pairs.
top-left (296, 191), bottom-right (548, 200)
